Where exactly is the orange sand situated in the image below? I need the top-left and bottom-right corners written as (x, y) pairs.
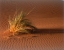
top-left (0, 32), bottom-right (64, 50)
top-left (0, 0), bottom-right (64, 50)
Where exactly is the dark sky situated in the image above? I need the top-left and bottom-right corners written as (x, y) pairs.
top-left (0, 0), bottom-right (63, 31)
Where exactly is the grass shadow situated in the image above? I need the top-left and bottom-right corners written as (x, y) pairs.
top-left (28, 28), bottom-right (64, 34)
top-left (17, 28), bottom-right (64, 35)
top-left (8, 28), bottom-right (64, 38)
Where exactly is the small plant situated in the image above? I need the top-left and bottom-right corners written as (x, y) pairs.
top-left (7, 11), bottom-right (37, 36)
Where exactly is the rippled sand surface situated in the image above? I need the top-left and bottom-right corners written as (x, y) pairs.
top-left (0, 0), bottom-right (64, 50)
top-left (0, 32), bottom-right (64, 50)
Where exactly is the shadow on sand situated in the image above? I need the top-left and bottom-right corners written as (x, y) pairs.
top-left (28, 29), bottom-right (64, 34)
top-left (17, 29), bottom-right (64, 35)
top-left (9, 29), bottom-right (64, 37)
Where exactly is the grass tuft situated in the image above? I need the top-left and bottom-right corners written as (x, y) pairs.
top-left (8, 11), bottom-right (37, 36)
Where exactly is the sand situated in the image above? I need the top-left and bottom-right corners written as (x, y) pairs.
top-left (0, 32), bottom-right (64, 50)
top-left (0, 0), bottom-right (64, 50)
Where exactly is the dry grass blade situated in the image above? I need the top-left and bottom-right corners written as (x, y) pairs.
top-left (4, 11), bottom-right (37, 36)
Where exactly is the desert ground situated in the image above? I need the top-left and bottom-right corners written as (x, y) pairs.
top-left (0, 0), bottom-right (64, 50)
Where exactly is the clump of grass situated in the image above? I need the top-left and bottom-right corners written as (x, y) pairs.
top-left (8, 11), bottom-right (37, 36)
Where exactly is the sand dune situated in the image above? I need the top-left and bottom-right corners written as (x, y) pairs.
top-left (0, 0), bottom-right (64, 50)
top-left (0, 32), bottom-right (64, 50)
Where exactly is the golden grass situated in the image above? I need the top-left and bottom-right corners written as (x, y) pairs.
top-left (4, 11), bottom-right (37, 36)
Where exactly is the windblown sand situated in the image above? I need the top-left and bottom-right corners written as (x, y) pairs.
top-left (0, 32), bottom-right (64, 50)
top-left (0, 0), bottom-right (64, 50)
